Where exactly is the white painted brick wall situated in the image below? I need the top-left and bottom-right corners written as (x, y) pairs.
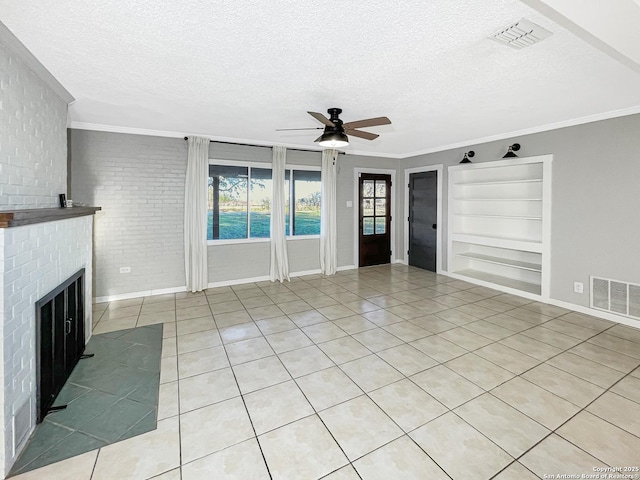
top-left (0, 39), bottom-right (68, 210)
top-left (1, 29), bottom-right (78, 475)
top-left (0, 230), bottom-right (5, 473)
top-left (70, 130), bottom-right (187, 298)
top-left (0, 216), bottom-right (93, 475)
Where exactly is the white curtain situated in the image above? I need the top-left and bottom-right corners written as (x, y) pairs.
top-left (320, 149), bottom-right (338, 275)
top-left (184, 136), bottom-right (209, 292)
top-left (270, 146), bottom-right (290, 282)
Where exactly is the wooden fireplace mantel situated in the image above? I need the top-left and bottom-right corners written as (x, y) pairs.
top-left (0, 206), bottom-right (101, 228)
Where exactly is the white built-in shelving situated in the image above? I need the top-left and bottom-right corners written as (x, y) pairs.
top-left (448, 155), bottom-right (552, 300)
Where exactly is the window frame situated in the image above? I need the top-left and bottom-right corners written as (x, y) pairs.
top-left (207, 159), bottom-right (321, 245)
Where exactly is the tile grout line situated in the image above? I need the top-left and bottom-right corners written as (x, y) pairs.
top-left (489, 321), bottom-right (640, 477)
top-left (212, 293), bottom-right (275, 480)
top-left (84, 267), bottom-right (640, 480)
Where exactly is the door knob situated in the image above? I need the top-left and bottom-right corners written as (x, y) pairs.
top-left (432, 224), bottom-right (437, 229)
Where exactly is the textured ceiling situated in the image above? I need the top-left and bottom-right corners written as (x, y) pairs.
top-left (2, 0), bottom-right (640, 157)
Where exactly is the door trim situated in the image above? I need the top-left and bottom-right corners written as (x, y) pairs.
top-left (353, 167), bottom-right (396, 268)
top-left (404, 165), bottom-right (444, 273)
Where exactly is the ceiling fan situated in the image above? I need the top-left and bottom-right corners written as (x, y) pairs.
top-left (277, 108), bottom-right (391, 148)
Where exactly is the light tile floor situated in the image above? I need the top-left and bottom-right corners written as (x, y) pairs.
top-left (12, 265), bottom-right (640, 480)
top-left (10, 325), bottom-right (162, 476)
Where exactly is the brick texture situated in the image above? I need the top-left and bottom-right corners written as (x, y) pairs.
top-left (0, 217), bottom-right (93, 473)
top-left (0, 40), bottom-right (68, 210)
top-left (69, 130), bottom-right (187, 298)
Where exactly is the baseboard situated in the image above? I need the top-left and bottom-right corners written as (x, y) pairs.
top-left (440, 271), bottom-right (640, 329)
top-left (337, 265), bottom-right (357, 272)
top-left (547, 298), bottom-right (640, 329)
top-left (291, 269), bottom-right (321, 277)
top-left (93, 267), bottom-right (640, 331)
top-left (393, 259), bottom-right (408, 265)
top-left (94, 286), bottom-right (186, 303)
top-left (94, 267), bottom-right (362, 302)
top-left (207, 275), bottom-right (271, 289)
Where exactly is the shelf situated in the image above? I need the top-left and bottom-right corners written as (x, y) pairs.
top-left (454, 269), bottom-right (541, 295)
top-left (452, 179), bottom-right (542, 186)
top-left (451, 233), bottom-right (543, 252)
top-left (448, 155), bottom-right (551, 300)
top-left (453, 214), bottom-right (542, 220)
top-left (456, 252), bottom-right (541, 272)
top-left (0, 206), bottom-right (101, 228)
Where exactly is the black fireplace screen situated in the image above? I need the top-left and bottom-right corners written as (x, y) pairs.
top-left (35, 268), bottom-right (85, 423)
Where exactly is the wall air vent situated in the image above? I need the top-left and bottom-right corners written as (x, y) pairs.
top-left (489, 18), bottom-right (553, 50)
top-left (591, 276), bottom-right (640, 320)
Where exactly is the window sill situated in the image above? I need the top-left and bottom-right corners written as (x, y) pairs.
top-left (207, 235), bottom-right (320, 246)
top-left (286, 235), bottom-right (320, 241)
top-left (208, 238), bottom-right (270, 246)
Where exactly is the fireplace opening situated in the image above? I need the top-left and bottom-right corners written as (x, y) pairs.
top-left (35, 269), bottom-right (86, 423)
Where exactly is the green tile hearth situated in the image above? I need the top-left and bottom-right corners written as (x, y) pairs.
top-left (9, 324), bottom-right (162, 477)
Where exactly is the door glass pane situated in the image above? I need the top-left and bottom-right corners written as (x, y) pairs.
top-left (363, 180), bottom-right (374, 197)
top-left (250, 168), bottom-right (272, 238)
top-left (375, 180), bottom-right (386, 197)
top-left (375, 217), bottom-right (386, 234)
top-left (363, 199), bottom-right (374, 216)
top-left (363, 218), bottom-right (374, 235)
top-left (375, 199), bottom-right (386, 215)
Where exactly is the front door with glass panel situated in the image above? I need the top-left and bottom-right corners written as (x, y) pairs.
top-left (359, 173), bottom-right (391, 267)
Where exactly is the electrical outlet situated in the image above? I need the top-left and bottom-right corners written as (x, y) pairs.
top-left (120, 267), bottom-right (131, 274)
top-left (573, 282), bottom-right (584, 294)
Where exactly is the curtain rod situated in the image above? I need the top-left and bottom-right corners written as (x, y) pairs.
top-left (183, 137), bottom-right (345, 155)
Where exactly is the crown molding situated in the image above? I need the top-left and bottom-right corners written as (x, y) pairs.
top-left (399, 105), bottom-right (640, 159)
top-left (70, 105), bottom-right (640, 161)
top-left (67, 122), bottom-right (402, 159)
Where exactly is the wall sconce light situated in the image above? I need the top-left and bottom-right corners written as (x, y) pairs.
top-left (503, 143), bottom-right (521, 158)
top-left (460, 151), bottom-right (474, 164)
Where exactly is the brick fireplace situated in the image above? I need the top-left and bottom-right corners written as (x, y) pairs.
top-left (0, 208), bottom-right (98, 475)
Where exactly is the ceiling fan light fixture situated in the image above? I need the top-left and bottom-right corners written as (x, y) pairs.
top-left (318, 131), bottom-right (349, 148)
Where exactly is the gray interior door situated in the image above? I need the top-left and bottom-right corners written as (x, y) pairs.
top-left (409, 171), bottom-right (437, 271)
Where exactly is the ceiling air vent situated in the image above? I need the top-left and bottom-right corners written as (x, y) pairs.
top-left (489, 18), bottom-right (553, 50)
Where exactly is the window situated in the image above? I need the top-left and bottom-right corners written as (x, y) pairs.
top-left (288, 170), bottom-right (321, 236)
top-left (250, 168), bottom-right (273, 238)
top-left (208, 163), bottom-right (320, 241)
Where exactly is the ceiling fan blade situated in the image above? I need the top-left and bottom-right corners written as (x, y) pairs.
top-left (343, 116), bottom-right (391, 130)
top-left (313, 134), bottom-right (324, 143)
top-left (308, 111), bottom-right (335, 127)
top-left (276, 127), bottom-right (323, 131)
top-left (345, 129), bottom-right (379, 141)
